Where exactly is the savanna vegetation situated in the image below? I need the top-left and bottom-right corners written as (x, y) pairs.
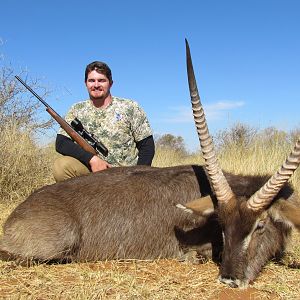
top-left (0, 64), bottom-right (300, 299)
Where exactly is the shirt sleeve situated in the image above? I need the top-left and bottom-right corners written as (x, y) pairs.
top-left (55, 134), bottom-right (94, 167)
top-left (129, 102), bottom-right (153, 142)
top-left (136, 135), bottom-right (155, 165)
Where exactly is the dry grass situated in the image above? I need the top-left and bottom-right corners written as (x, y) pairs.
top-left (152, 148), bottom-right (204, 168)
top-left (0, 125), bottom-right (300, 299)
top-left (218, 136), bottom-right (300, 194)
top-left (1, 257), bottom-right (295, 300)
top-left (0, 121), bottom-right (55, 204)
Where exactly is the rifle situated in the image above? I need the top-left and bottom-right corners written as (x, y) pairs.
top-left (15, 76), bottom-right (108, 157)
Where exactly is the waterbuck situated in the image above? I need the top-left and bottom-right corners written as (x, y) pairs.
top-left (0, 40), bottom-right (300, 289)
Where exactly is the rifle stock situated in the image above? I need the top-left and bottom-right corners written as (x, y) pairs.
top-left (15, 76), bottom-right (97, 156)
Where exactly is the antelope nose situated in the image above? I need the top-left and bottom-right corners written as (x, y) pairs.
top-left (219, 276), bottom-right (238, 288)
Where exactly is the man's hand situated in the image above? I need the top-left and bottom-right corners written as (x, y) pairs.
top-left (89, 155), bottom-right (111, 172)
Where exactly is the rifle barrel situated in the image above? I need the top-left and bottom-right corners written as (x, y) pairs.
top-left (15, 75), bottom-right (102, 156)
top-left (15, 75), bottom-right (52, 109)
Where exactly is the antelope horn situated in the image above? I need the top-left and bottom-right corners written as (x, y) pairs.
top-left (247, 137), bottom-right (300, 211)
top-left (185, 39), bottom-right (235, 204)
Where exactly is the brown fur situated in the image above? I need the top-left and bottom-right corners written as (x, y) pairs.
top-left (215, 174), bottom-right (300, 288)
top-left (0, 165), bottom-right (299, 289)
top-left (0, 165), bottom-right (219, 263)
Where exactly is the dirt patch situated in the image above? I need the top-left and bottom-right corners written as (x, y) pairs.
top-left (211, 287), bottom-right (279, 300)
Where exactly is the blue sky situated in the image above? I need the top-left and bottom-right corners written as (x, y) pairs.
top-left (1, 0), bottom-right (300, 151)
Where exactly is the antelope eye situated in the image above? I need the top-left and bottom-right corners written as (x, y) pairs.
top-left (256, 220), bottom-right (266, 230)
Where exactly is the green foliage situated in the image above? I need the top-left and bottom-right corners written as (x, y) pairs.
top-left (155, 133), bottom-right (187, 156)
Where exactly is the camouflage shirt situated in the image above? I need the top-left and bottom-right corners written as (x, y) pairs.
top-left (59, 97), bottom-right (153, 166)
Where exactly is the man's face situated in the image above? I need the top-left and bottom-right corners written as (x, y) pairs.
top-left (85, 70), bottom-right (112, 100)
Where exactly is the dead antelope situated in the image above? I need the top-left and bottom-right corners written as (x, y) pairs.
top-left (0, 40), bottom-right (300, 289)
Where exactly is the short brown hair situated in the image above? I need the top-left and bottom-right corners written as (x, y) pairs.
top-left (85, 61), bottom-right (113, 83)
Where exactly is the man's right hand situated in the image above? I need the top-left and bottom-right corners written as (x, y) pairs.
top-left (89, 155), bottom-right (111, 172)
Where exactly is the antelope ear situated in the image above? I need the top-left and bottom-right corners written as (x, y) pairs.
top-left (270, 199), bottom-right (300, 231)
top-left (176, 195), bottom-right (215, 216)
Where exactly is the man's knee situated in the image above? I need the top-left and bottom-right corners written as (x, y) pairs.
top-left (53, 156), bottom-right (90, 182)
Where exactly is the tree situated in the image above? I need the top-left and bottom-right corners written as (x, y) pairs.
top-left (215, 122), bottom-right (257, 150)
top-left (0, 43), bottom-right (55, 202)
top-left (0, 41), bottom-right (53, 133)
top-left (0, 65), bottom-right (53, 132)
top-left (155, 133), bottom-right (187, 155)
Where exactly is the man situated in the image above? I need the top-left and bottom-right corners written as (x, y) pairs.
top-left (53, 61), bottom-right (155, 182)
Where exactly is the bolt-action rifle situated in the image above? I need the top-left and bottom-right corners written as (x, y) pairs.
top-left (15, 76), bottom-right (108, 157)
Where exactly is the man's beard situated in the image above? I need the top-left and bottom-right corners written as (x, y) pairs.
top-left (89, 90), bottom-right (110, 101)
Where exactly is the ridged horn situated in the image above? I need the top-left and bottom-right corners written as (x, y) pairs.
top-left (247, 137), bottom-right (300, 211)
top-left (185, 39), bottom-right (235, 203)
